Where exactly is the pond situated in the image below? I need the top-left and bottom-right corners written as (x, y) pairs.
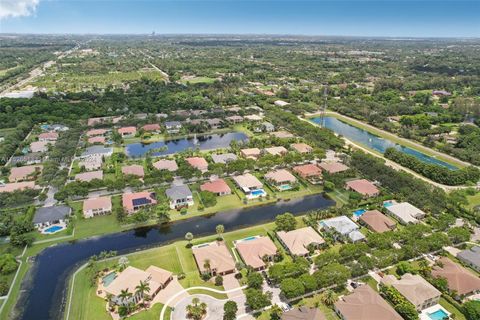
top-left (125, 132), bottom-right (248, 158)
top-left (16, 193), bottom-right (334, 320)
top-left (311, 116), bottom-right (457, 170)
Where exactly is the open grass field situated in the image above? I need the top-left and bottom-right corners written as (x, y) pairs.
top-left (179, 76), bottom-right (216, 84)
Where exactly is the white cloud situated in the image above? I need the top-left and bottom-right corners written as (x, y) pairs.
top-left (0, 0), bottom-right (40, 20)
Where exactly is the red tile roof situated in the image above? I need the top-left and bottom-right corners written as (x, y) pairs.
top-left (293, 164), bottom-right (322, 178)
top-left (121, 165), bottom-right (145, 177)
top-left (346, 179), bottom-right (379, 197)
top-left (319, 161), bottom-right (349, 174)
top-left (118, 126), bottom-right (137, 135)
top-left (88, 136), bottom-right (106, 144)
top-left (186, 157), bottom-right (209, 170)
top-left (200, 179), bottom-right (231, 194)
top-left (142, 124), bottom-right (161, 131)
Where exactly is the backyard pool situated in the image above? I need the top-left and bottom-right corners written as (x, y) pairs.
top-left (43, 225), bottom-right (64, 234)
top-left (250, 189), bottom-right (267, 197)
top-left (383, 201), bottom-right (395, 208)
top-left (278, 185), bottom-right (292, 191)
top-left (427, 309), bottom-right (449, 320)
top-left (102, 272), bottom-right (116, 287)
top-left (353, 209), bottom-right (367, 217)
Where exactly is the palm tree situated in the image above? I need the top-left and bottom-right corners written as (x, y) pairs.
top-left (118, 289), bottom-right (133, 313)
top-left (185, 232), bottom-right (194, 247)
top-left (135, 280), bottom-right (151, 308)
top-left (215, 224), bottom-right (225, 240)
top-left (186, 297), bottom-right (207, 320)
top-left (321, 289), bottom-right (338, 306)
top-left (203, 259), bottom-right (211, 275)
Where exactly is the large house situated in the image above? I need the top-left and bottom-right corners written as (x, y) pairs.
top-left (235, 236), bottom-right (278, 270)
top-left (271, 131), bottom-right (294, 139)
top-left (142, 123), bottom-right (161, 132)
top-left (164, 121), bottom-right (182, 134)
top-left (293, 164), bottom-right (322, 183)
top-left (291, 143), bottom-right (313, 154)
top-left (334, 285), bottom-right (402, 320)
top-left (264, 169), bottom-right (297, 191)
top-left (192, 241), bottom-right (236, 276)
top-left (282, 307), bottom-right (326, 320)
top-left (80, 146), bottom-right (113, 159)
top-left (153, 159), bottom-right (178, 172)
top-left (104, 265), bottom-right (173, 306)
top-left (211, 153), bottom-right (237, 164)
top-left (9, 165), bottom-right (43, 182)
top-left (38, 132), bottom-right (58, 142)
top-left (277, 227), bottom-right (325, 257)
top-left (320, 216), bottom-right (365, 242)
top-left (86, 128), bottom-right (108, 137)
top-left (232, 173), bottom-right (264, 198)
top-left (385, 201), bottom-right (426, 225)
top-left (457, 246), bottom-right (480, 272)
top-left (186, 157), bottom-right (209, 172)
top-left (30, 141), bottom-right (52, 153)
top-left (122, 164), bottom-right (145, 178)
top-left (318, 161), bottom-right (349, 174)
top-left (165, 185), bottom-right (194, 209)
top-left (33, 205), bottom-right (71, 229)
top-left (431, 257), bottom-right (480, 298)
top-left (0, 181), bottom-right (36, 193)
top-left (122, 191), bottom-right (157, 214)
top-left (118, 126), bottom-right (136, 137)
top-left (345, 179), bottom-right (379, 198)
top-left (79, 155), bottom-right (103, 171)
top-left (83, 196), bottom-right (112, 218)
top-left (381, 273), bottom-right (441, 311)
top-left (88, 136), bottom-right (106, 145)
top-left (75, 170), bottom-right (103, 182)
top-left (359, 210), bottom-right (396, 233)
top-left (200, 179), bottom-right (231, 196)
top-left (264, 146), bottom-right (288, 157)
top-left (240, 148), bottom-right (262, 160)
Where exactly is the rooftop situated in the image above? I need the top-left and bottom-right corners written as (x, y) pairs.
top-left (75, 170), bottom-right (103, 182)
top-left (381, 273), bottom-right (441, 308)
top-left (200, 179), bottom-right (231, 194)
top-left (277, 227), bottom-right (325, 256)
top-left (153, 159), bottom-right (178, 171)
top-left (319, 161), bottom-right (349, 174)
top-left (232, 173), bottom-right (263, 189)
top-left (142, 123), bottom-right (161, 131)
top-left (122, 192), bottom-right (157, 212)
top-left (211, 153), bottom-right (237, 164)
top-left (83, 196), bottom-right (112, 212)
top-left (0, 181), bottom-right (36, 193)
top-left (281, 307), bottom-right (326, 320)
top-left (264, 146), bottom-right (288, 156)
top-left (265, 169), bottom-right (297, 184)
top-left (122, 164), bottom-right (145, 177)
top-left (33, 205), bottom-right (71, 224)
top-left (293, 164), bottom-right (322, 177)
top-left (186, 157), bottom-right (209, 170)
top-left (457, 246), bottom-right (480, 269)
top-left (432, 257), bottom-right (480, 296)
top-left (86, 128), bottom-right (108, 137)
top-left (236, 236), bottom-right (277, 269)
top-left (192, 241), bottom-right (236, 274)
top-left (105, 266), bottom-right (166, 297)
top-left (271, 131), bottom-right (294, 139)
top-left (291, 143), bottom-right (313, 153)
top-left (9, 165), bottom-right (43, 182)
top-left (118, 126), bottom-right (137, 134)
top-left (346, 179), bottom-right (379, 197)
top-left (166, 184), bottom-right (192, 200)
top-left (359, 210), bottom-right (396, 233)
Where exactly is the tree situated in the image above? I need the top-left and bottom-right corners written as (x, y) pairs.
top-left (135, 280), bottom-right (150, 308)
top-left (118, 289), bottom-right (133, 313)
top-left (269, 304), bottom-right (282, 320)
top-left (320, 289), bottom-right (338, 306)
top-left (463, 300), bottom-right (480, 320)
top-left (223, 300), bottom-right (238, 320)
top-left (275, 212), bottom-right (297, 231)
top-left (247, 272), bottom-right (264, 289)
top-left (186, 297), bottom-right (207, 320)
top-left (185, 232), bottom-right (194, 246)
top-left (203, 259), bottom-right (212, 275)
top-left (215, 275), bottom-right (223, 286)
top-left (313, 262), bottom-right (350, 289)
top-left (245, 288), bottom-right (271, 310)
top-left (118, 256), bottom-right (129, 271)
top-left (280, 278), bottom-right (305, 299)
top-left (396, 261), bottom-right (416, 276)
top-left (200, 191), bottom-right (217, 207)
top-left (447, 227), bottom-right (470, 243)
top-left (216, 224), bottom-right (225, 240)
top-left (0, 254), bottom-right (19, 275)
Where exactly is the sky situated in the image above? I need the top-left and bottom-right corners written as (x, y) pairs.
top-left (0, 0), bottom-right (479, 37)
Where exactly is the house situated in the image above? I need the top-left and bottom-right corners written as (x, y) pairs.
top-left (192, 241), bottom-right (236, 276)
top-left (244, 114), bottom-right (264, 122)
top-left (122, 191), bottom-right (157, 214)
top-left (118, 126), bottom-right (137, 137)
top-left (86, 128), bottom-right (108, 137)
top-left (240, 148), bottom-right (262, 160)
top-left (264, 146), bottom-right (288, 156)
top-left (164, 121), bottom-right (182, 134)
top-left (200, 179), bottom-right (231, 196)
top-left (10, 153), bottom-right (43, 166)
top-left (75, 170), bottom-right (103, 182)
top-left (334, 285), bottom-right (402, 320)
top-left (87, 116), bottom-right (112, 126)
top-left (29, 141), bottom-right (51, 153)
top-left (319, 161), bottom-right (349, 174)
top-left (235, 236), bottom-right (278, 270)
top-left (186, 157), bottom-right (209, 172)
top-left (431, 257), bottom-right (480, 298)
top-left (277, 227), bottom-right (325, 257)
top-left (320, 216), bottom-right (365, 242)
top-left (211, 153), bottom-right (237, 164)
top-left (9, 165), bottom-right (43, 182)
top-left (153, 159), bottom-right (178, 172)
top-left (104, 266), bottom-right (172, 306)
top-left (165, 185), bottom-right (194, 209)
top-left (205, 118), bottom-right (223, 129)
top-left (281, 307), bottom-right (326, 320)
top-left (142, 123), bottom-right (161, 132)
top-left (79, 155), bottom-right (103, 171)
top-left (264, 169), bottom-right (297, 190)
top-left (33, 205), bottom-right (71, 229)
top-left (291, 143), bottom-right (313, 154)
top-left (274, 100), bottom-right (290, 107)
top-left (226, 115), bottom-right (243, 124)
top-left (38, 132), bottom-right (58, 142)
top-left (0, 181), bottom-right (36, 193)
top-left (80, 146), bottom-right (113, 159)
top-left (42, 124), bottom-right (69, 132)
top-left (345, 179), bottom-right (379, 198)
top-left (457, 246), bottom-right (480, 272)
top-left (88, 136), bottom-right (106, 144)
top-left (432, 90), bottom-right (452, 96)
top-left (271, 131), bottom-right (294, 139)
top-left (260, 122), bottom-right (275, 132)
top-left (359, 210), bottom-right (396, 233)
top-left (381, 273), bottom-right (441, 311)
top-left (385, 202), bottom-right (426, 225)
top-left (232, 173), bottom-right (264, 196)
top-left (83, 196), bottom-right (112, 218)
top-left (293, 164), bottom-right (322, 183)
top-left (122, 164), bottom-right (145, 178)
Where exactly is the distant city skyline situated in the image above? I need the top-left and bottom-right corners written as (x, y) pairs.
top-left (1, 0), bottom-right (479, 38)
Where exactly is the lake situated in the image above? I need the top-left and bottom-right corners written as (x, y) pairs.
top-left (311, 116), bottom-right (457, 170)
top-left (125, 132), bottom-right (248, 158)
top-left (16, 194), bottom-right (334, 320)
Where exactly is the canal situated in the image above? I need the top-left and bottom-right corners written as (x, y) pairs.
top-left (16, 194), bottom-right (334, 320)
top-left (311, 116), bottom-right (457, 170)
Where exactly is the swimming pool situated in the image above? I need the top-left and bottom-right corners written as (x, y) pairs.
top-left (353, 209), bottom-right (367, 217)
top-left (102, 272), bottom-right (117, 287)
top-left (251, 189), bottom-right (266, 197)
top-left (244, 236), bottom-right (257, 241)
top-left (43, 225), bottom-right (64, 234)
top-left (428, 309), bottom-right (449, 320)
top-left (383, 201), bottom-right (395, 208)
top-left (278, 184), bottom-right (292, 191)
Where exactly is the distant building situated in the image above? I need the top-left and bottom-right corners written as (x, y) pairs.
top-left (264, 146), bottom-right (288, 156)
top-left (142, 124), bottom-right (161, 132)
top-left (319, 161), bottom-right (349, 174)
top-left (118, 126), bottom-right (137, 137)
top-left (86, 129), bottom-right (108, 137)
top-left (270, 131), bottom-right (294, 139)
top-left (240, 148), bottom-right (262, 160)
top-left (75, 170), bottom-right (103, 182)
top-left (226, 115), bottom-right (243, 124)
top-left (186, 157), bottom-right (209, 172)
top-left (291, 143), bottom-right (313, 154)
top-left (164, 121), bottom-right (182, 134)
top-left (0, 181), bottom-right (36, 193)
top-left (38, 132), bottom-right (58, 142)
top-left (88, 136), bottom-right (106, 145)
top-left (29, 141), bottom-right (52, 153)
top-left (274, 100), bottom-right (290, 107)
top-left (121, 164), bottom-right (145, 178)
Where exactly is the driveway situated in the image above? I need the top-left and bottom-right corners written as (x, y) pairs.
top-left (152, 276), bottom-right (189, 306)
top-left (222, 274), bottom-right (252, 317)
top-left (171, 294), bottom-right (225, 320)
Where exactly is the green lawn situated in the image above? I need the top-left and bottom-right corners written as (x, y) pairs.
top-left (466, 192), bottom-right (480, 210)
top-left (439, 297), bottom-right (466, 320)
top-left (180, 77), bottom-right (216, 84)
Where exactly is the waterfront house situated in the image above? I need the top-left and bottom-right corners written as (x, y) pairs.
top-left (320, 216), bottom-right (365, 243)
top-left (200, 179), bottom-right (231, 196)
top-left (122, 191), bottom-right (157, 214)
top-left (122, 164), bottom-right (145, 178)
top-left (345, 179), bottom-right (379, 198)
top-left (33, 205), bottom-right (71, 229)
top-left (118, 126), bottom-right (137, 137)
top-left (385, 202), bottom-right (426, 225)
top-left (79, 155), bottom-right (103, 171)
top-left (232, 173), bottom-right (264, 197)
top-left (75, 170), bottom-right (103, 182)
top-left (225, 115), bottom-right (243, 124)
top-left (293, 164), bottom-right (322, 183)
top-left (235, 236), bottom-right (278, 270)
top-left (359, 210), bottom-right (396, 233)
top-left (291, 143), bottom-right (313, 154)
top-left (142, 123), bottom-right (161, 132)
top-left (457, 246), bottom-right (480, 272)
top-left (205, 118), bottom-right (223, 129)
top-left (192, 241), bottom-right (236, 276)
top-left (264, 169), bottom-right (297, 190)
top-left (277, 227), bottom-right (325, 257)
top-left (240, 148), bottom-right (261, 160)
top-left (274, 100), bottom-right (290, 107)
top-left (83, 196), bottom-right (112, 218)
top-left (186, 157), bottom-right (209, 172)
top-left (153, 159), bottom-right (178, 172)
top-left (244, 114), bottom-right (263, 122)
top-left (431, 257), bottom-right (480, 298)
top-left (165, 185), bottom-right (194, 209)
top-left (211, 153), bottom-right (237, 164)
top-left (9, 165), bottom-right (43, 182)
top-left (80, 146), bottom-right (113, 159)
top-left (164, 121), bottom-right (182, 134)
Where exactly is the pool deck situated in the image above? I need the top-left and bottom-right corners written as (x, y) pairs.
top-left (420, 304), bottom-right (450, 320)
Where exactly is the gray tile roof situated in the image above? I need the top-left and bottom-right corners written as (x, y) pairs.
top-left (80, 146), bottom-right (113, 158)
top-left (211, 153), bottom-right (238, 164)
top-left (33, 205), bottom-right (71, 224)
top-left (165, 184), bottom-right (192, 200)
top-left (321, 216), bottom-right (359, 235)
top-left (457, 246), bottom-right (480, 268)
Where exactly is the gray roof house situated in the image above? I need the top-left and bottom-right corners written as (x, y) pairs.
top-left (211, 153), bottom-right (238, 164)
top-left (80, 146), bottom-right (113, 159)
top-left (164, 121), bottom-right (182, 133)
top-left (457, 246), bottom-right (480, 272)
top-left (262, 122), bottom-right (275, 132)
top-left (320, 216), bottom-right (365, 242)
top-left (33, 205), bottom-right (71, 228)
top-left (165, 184), bottom-right (194, 209)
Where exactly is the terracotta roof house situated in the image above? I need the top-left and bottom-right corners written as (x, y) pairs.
top-left (87, 116), bottom-right (111, 126)
top-left (122, 191), bottom-right (157, 214)
top-left (9, 165), bottom-right (43, 182)
top-left (293, 164), bottom-right (322, 183)
top-left (264, 169), bottom-right (297, 190)
top-left (232, 173), bottom-right (263, 194)
top-left (457, 246), bottom-right (480, 272)
top-left (118, 126), bottom-right (137, 137)
top-left (186, 157), bottom-right (209, 172)
top-left (165, 185), bottom-right (194, 209)
top-left (385, 202), bottom-right (426, 225)
top-left (334, 285), bottom-right (402, 320)
top-left (200, 179), bottom-right (231, 196)
top-left (121, 164), bottom-right (145, 178)
top-left (235, 236), bottom-right (278, 270)
top-left (319, 161), bottom-right (350, 174)
top-left (83, 196), bottom-right (112, 218)
top-left (30, 141), bottom-right (51, 153)
top-left (281, 307), bottom-right (326, 320)
top-left (38, 132), bottom-right (58, 142)
top-left (164, 121), bottom-right (182, 134)
top-left (431, 257), bottom-right (480, 297)
top-left (359, 210), bottom-right (396, 233)
top-left (211, 153), bottom-right (237, 164)
top-left (271, 131), bottom-right (294, 139)
top-left (277, 227), bottom-right (325, 257)
top-left (153, 159), bottom-right (178, 172)
top-left (291, 143), bottom-right (313, 154)
top-left (79, 155), bottom-right (103, 171)
top-left (381, 273), bottom-right (441, 311)
top-left (320, 216), bottom-right (365, 243)
top-left (142, 123), bottom-right (161, 132)
top-left (192, 241), bottom-right (236, 276)
top-left (86, 128), bottom-right (108, 137)
top-left (33, 205), bottom-right (71, 229)
top-left (226, 115), bottom-right (243, 123)
top-left (345, 179), bottom-right (379, 198)
top-left (0, 181), bottom-right (36, 193)
top-left (264, 146), bottom-right (288, 156)
top-left (88, 136), bottom-right (106, 144)
top-left (75, 170), bottom-right (103, 182)
top-left (240, 148), bottom-right (262, 160)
